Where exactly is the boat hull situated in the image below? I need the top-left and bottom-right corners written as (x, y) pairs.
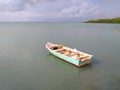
top-left (46, 42), bottom-right (92, 67)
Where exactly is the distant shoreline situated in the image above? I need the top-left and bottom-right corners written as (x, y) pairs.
top-left (85, 17), bottom-right (120, 24)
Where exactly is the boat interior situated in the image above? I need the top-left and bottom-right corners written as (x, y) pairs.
top-left (49, 45), bottom-right (90, 61)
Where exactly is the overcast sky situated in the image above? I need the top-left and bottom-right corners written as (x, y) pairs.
top-left (0, 0), bottom-right (120, 22)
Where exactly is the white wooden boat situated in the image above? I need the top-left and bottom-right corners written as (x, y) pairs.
top-left (45, 42), bottom-right (93, 67)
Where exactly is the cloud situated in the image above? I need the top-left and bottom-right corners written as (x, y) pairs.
top-left (57, 1), bottom-right (101, 18)
top-left (0, 0), bottom-right (102, 22)
top-left (0, 0), bottom-right (25, 11)
top-left (0, 11), bottom-right (43, 22)
top-left (0, 0), bottom-right (119, 22)
top-left (0, 0), bottom-right (41, 12)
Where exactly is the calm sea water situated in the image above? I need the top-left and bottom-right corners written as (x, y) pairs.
top-left (0, 23), bottom-right (120, 90)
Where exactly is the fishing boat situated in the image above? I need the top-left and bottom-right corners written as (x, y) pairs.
top-left (45, 42), bottom-right (93, 67)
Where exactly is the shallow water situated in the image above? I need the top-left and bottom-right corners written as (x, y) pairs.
top-left (0, 23), bottom-right (120, 90)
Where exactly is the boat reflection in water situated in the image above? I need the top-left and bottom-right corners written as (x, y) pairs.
top-left (47, 54), bottom-right (92, 74)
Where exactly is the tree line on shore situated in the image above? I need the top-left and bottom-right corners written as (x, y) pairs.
top-left (85, 17), bottom-right (120, 24)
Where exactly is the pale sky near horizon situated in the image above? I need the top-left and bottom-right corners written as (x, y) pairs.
top-left (0, 0), bottom-right (120, 22)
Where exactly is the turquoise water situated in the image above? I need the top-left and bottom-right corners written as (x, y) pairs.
top-left (0, 23), bottom-right (120, 90)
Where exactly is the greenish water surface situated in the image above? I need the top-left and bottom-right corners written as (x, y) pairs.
top-left (0, 23), bottom-right (120, 90)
